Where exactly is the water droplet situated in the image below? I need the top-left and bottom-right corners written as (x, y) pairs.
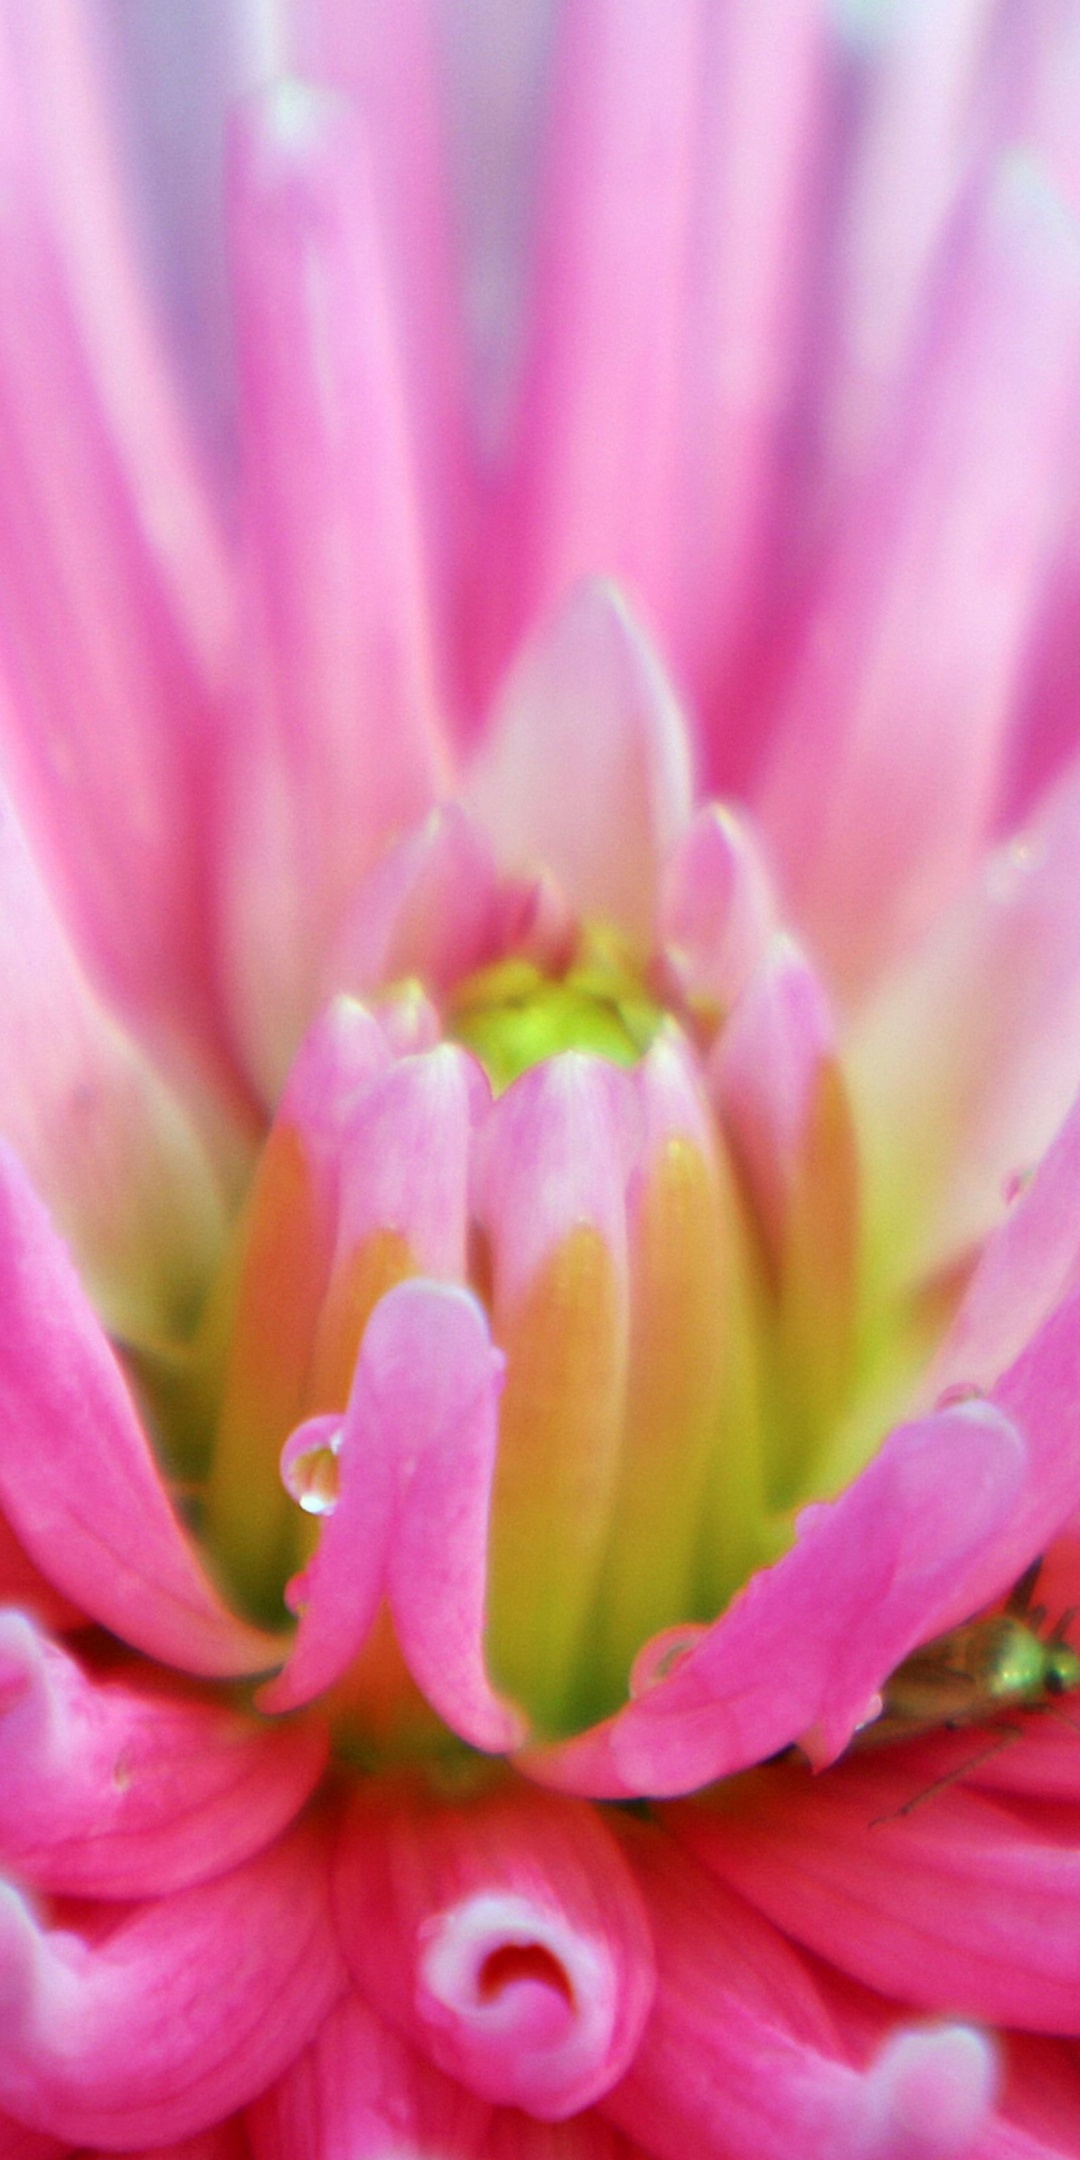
top-left (934, 1381), bottom-right (985, 1412)
top-left (629, 1624), bottom-right (707, 1697)
top-left (281, 1416), bottom-right (343, 1515)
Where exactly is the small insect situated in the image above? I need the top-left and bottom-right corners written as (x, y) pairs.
top-left (855, 1560), bottom-right (1080, 1815)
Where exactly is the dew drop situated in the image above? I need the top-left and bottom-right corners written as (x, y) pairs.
top-left (281, 1417), bottom-right (343, 1515)
top-left (933, 1381), bottom-right (985, 1413)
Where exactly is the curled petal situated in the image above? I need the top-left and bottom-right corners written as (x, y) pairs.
top-left (524, 1399), bottom-right (1025, 1795)
top-left (0, 1610), bottom-right (327, 1896)
top-left (0, 1147), bottom-right (281, 1677)
top-left (333, 1780), bottom-right (655, 2120)
top-left (383, 1282), bottom-right (523, 1751)
top-left (0, 1823), bottom-right (344, 2147)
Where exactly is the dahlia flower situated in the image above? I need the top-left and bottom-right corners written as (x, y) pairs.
top-left (4, 0), bottom-right (1080, 2153)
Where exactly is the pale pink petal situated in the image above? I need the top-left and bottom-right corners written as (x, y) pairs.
top-left (246, 1989), bottom-right (490, 2160)
top-left (473, 1051), bottom-right (634, 1317)
top-left (323, 805), bottom-right (498, 1006)
top-left (504, 1), bottom-right (700, 656)
top-left (523, 1399), bottom-right (1025, 1796)
top-left (287, 0), bottom-right (477, 724)
top-left (657, 804), bottom-right (776, 1019)
top-left (709, 934), bottom-right (835, 1260)
top-left (0, 11), bottom-right (230, 1056)
top-left (334, 1046), bottom-right (479, 1283)
top-left (674, 1754), bottom-right (1080, 2033)
top-left (222, 80), bottom-right (448, 1098)
top-left (607, 1823), bottom-right (996, 2160)
top-left (0, 777), bottom-right (228, 1345)
top-left (676, 0), bottom-right (827, 762)
top-left (820, 0), bottom-right (994, 491)
top-left (333, 1781), bottom-right (655, 2120)
top-left (0, 1147), bottom-right (282, 1678)
top-left (384, 1282), bottom-right (525, 1751)
top-left (760, 156), bottom-right (1080, 997)
top-left (0, 1611), bottom-right (327, 1896)
top-left (925, 1084), bottom-right (1080, 1400)
top-left (849, 759), bottom-right (1080, 1285)
top-left (467, 581), bottom-right (693, 947)
top-left (0, 1823), bottom-right (344, 2147)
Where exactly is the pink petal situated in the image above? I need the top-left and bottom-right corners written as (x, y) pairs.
top-left (850, 759), bottom-right (1080, 1285)
top-left (0, 776), bottom-right (228, 1345)
top-left (222, 80), bottom-right (448, 1097)
top-left (524, 1399), bottom-right (1025, 1795)
top-left (0, 1822), bottom-right (344, 2148)
top-left (657, 804), bottom-right (776, 1019)
top-left (323, 805), bottom-right (498, 1006)
top-left (503, 2), bottom-right (701, 656)
top-left (384, 1282), bottom-right (525, 1751)
top-left (607, 1822), bottom-right (997, 2160)
top-left (760, 157), bottom-right (1080, 997)
top-left (467, 581), bottom-right (693, 947)
top-left (0, 1611), bottom-right (327, 1896)
top-left (0, 1146), bottom-right (281, 1678)
top-left (246, 1989), bottom-right (491, 2160)
top-left (333, 1780), bottom-right (655, 2121)
top-left (673, 1754), bottom-right (1080, 2033)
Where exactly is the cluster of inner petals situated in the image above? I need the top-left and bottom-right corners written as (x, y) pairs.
top-left (192, 784), bottom-right (862, 1765)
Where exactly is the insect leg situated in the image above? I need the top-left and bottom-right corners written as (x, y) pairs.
top-left (869, 1725), bottom-right (1023, 1827)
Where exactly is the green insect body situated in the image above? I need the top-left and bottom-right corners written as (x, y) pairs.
top-left (867, 1612), bottom-right (1080, 1743)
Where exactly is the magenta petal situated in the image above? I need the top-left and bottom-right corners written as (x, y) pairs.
top-left (0, 1147), bottom-right (281, 1678)
top-left (526, 1399), bottom-right (1025, 1797)
top-left (384, 1281), bottom-right (525, 1751)
top-left (246, 1989), bottom-right (491, 2160)
top-left (606, 1824), bottom-right (995, 2160)
top-left (675, 1755), bottom-right (1080, 2035)
top-left (468, 580), bottom-right (693, 945)
top-left (0, 1610), bottom-right (327, 1896)
top-left (0, 1822), bottom-right (344, 2147)
top-left (83, 2125), bottom-right (250, 2160)
top-left (334, 1782), bottom-right (655, 2121)
top-left (0, 2114), bottom-right (63, 2160)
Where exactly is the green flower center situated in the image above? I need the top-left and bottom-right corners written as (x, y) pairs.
top-left (448, 930), bottom-right (664, 1091)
